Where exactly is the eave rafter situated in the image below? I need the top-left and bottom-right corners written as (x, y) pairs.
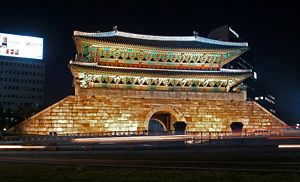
top-left (69, 62), bottom-right (251, 92)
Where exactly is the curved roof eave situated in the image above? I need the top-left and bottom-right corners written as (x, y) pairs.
top-left (74, 30), bottom-right (248, 48)
top-left (69, 61), bottom-right (252, 75)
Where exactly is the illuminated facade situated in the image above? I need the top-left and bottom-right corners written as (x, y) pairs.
top-left (15, 29), bottom-right (286, 135)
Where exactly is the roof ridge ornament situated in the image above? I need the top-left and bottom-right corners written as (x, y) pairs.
top-left (193, 31), bottom-right (198, 38)
top-left (113, 25), bottom-right (118, 33)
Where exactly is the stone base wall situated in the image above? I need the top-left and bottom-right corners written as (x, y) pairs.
top-left (15, 91), bottom-right (286, 135)
top-left (76, 87), bottom-right (247, 101)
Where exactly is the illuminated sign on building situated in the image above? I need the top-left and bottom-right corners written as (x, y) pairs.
top-left (0, 33), bottom-right (43, 60)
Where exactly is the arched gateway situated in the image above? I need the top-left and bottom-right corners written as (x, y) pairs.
top-left (145, 106), bottom-right (186, 134)
top-left (15, 28), bottom-right (286, 135)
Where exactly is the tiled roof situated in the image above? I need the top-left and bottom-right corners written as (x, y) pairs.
top-left (74, 31), bottom-right (248, 49)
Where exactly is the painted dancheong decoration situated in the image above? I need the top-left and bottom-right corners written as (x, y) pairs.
top-left (15, 27), bottom-right (286, 135)
top-left (70, 29), bottom-right (251, 92)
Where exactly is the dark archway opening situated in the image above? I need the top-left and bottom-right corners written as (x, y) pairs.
top-left (148, 119), bottom-right (166, 135)
top-left (230, 122), bottom-right (244, 132)
top-left (151, 112), bottom-right (171, 129)
top-left (148, 112), bottom-right (171, 135)
top-left (173, 121), bottom-right (187, 135)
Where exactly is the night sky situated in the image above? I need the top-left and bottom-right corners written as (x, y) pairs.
top-left (0, 0), bottom-right (299, 124)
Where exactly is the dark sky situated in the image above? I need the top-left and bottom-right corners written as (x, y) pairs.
top-left (0, 0), bottom-right (299, 124)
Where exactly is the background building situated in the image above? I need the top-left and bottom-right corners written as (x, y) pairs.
top-left (0, 33), bottom-right (44, 111)
top-left (208, 25), bottom-right (276, 114)
top-left (0, 56), bottom-right (45, 110)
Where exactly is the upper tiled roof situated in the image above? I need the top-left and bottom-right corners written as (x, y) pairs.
top-left (74, 30), bottom-right (248, 50)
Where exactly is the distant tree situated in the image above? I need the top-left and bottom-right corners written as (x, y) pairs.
top-left (0, 104), bottom-right (45, 131)
top-left (15, 103), bottom-right (45, 121)
top-left (0, 106), bottom-right (19, 131)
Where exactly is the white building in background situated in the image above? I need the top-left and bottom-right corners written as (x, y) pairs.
top-left (0, 33), bottom-right (44, 110)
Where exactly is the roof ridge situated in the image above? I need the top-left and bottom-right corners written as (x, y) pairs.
top-left (73, 30), bottom-right (248, 47)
